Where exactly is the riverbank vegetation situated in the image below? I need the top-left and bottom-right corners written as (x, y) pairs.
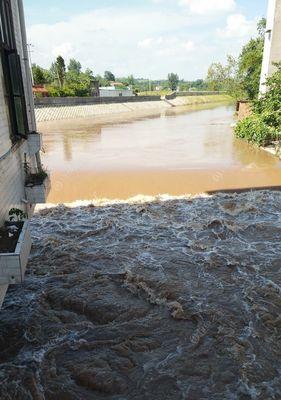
top-left (235, 63), bottom-right (281, 146)
top-left (206, 17), bottom-right (280, 148)
top-left (206, 19), bottom-right (266, 101)
top-left (32, 58), bottom-right (210, 97)
top-left (32, 58), bottom-right (209, 98)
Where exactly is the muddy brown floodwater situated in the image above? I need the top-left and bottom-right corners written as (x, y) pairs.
top-left (38, 103), bottom-right (281, 203)
top-left (0, 191), bottom-right (281, 399)
top-left (1, 104), bottom-right (281, 400)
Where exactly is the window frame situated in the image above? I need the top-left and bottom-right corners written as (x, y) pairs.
top-left (0, 0), bottom-right (28, 142)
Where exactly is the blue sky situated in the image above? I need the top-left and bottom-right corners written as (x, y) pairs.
top-left (24, 0), bottom-right (267, 80)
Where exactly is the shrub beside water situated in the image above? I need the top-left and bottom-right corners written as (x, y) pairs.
top-left (235, 62), bottom-right (281, 146)
top-left (235, 114), bottom-right (277, 146)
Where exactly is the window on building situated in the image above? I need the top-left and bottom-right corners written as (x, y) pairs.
top-left (0, 0), bottom-right (28, 142)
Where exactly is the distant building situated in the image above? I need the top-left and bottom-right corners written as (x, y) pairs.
top-left (0, 0), bottom-right (49, 307)
top-left (32, 85), bottom-right (49, 97)
top-left (110, 82), bottom-right (125, 88)
top-left (260, 0), bottom-right (281, 93)
top-left (99, 86), bottom-right (135, 97)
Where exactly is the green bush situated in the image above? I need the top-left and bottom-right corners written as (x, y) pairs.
top-left (254, 62), bottom-right (281, 128)
top-left (235, 114), bottom-right (277, 146)
top-left (235, 63), bottom-right (281, 146)
top-left (46, 85), bottom-right (74, 97)
top-left (47, 83), bottom-right (90, 97)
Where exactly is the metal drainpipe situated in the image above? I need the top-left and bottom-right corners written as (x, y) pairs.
top-left (17, 0), bottom-right (41, 169)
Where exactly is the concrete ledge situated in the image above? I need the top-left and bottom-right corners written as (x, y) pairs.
top-left (25, 175), bottom-right (51, 204)
top-left (261, 143), bottom-right (281, 159)
top-left (0, 221), bottom-right (31, 286)
top-left (27, 133), bottom-right (42, 156)
top-left (0, 285), bottom-right (8, 308)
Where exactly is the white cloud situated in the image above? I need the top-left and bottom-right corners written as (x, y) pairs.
top-left (52, 42), bottom-right (73, 58)
top-left (179, 0), bottom-right (236, 15)
top-left (217, 14), bottom-right (257, 38)
top-left (138, 38), bottom-right (154, 48)
top-left (182, 40), bottom-right (194, 51)
top-left (28, 8), bottom-right (198, 78)
top-left (138, 36), bottom-right (194, 54)
top-left (27, 5), bottom-right (251, 80)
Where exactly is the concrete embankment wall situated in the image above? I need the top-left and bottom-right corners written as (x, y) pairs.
top-left (35, 101), bottom-right (170, 122)
top-left (168, 94), bottom-right (230, 107)
top-left (35, 94), bottom-right (231, 123)
top-left (34, 95), bottom-right (161, 107)
top-left (165, 91), bottom-right (226, 100)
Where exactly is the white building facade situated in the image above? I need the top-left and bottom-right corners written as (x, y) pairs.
top-left (99, 87), bottom-right (135, 97)
top-left (260, 0), bottom-right (281, 93)
top-left (0, 0), bottom-right (48, 307)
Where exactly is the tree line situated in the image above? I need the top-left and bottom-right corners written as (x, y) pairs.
top-left (32, 18), bottom-right (266, 99)
top-left (206, 18), bottom-right (266, 100)
top-left (32, 57), bottom-right (119, 97)
top-left (32, 58), bottom-right (209, 97)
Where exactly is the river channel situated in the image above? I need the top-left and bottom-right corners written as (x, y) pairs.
top-left (39, 103), bottom-right (281, 202)
top-left (1, 104), bottom-right (281, 399)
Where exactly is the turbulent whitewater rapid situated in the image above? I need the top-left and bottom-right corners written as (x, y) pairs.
top-left (0, 191), bottom-right (281, 399)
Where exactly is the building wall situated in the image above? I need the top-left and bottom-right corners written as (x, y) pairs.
top-left (260, 0), bottom-right (281, 93)
top-left (99, 89), bottom-right (134, 97)
top-left (0, 59), bottom-right (27, 224)
top-left (0, 0), bottom-right (36, 226)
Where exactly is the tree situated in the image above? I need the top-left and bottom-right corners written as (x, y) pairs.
top-left (254, 62), bottom-right (281, 128)
top-left (257, 17), bottom-right (266, 38)
top-left (205, 18), bottom-right (266, 100)
top-left (96, 74), bottom-right (110, 87)
top-left (206, 55), bottom-right (244, 99)
top-left (55, 55), bottom-right (66, 88)
top-left (206, 62), bottom-right (228, 91)
top-left (168, 73), bottom-right (179, 91)
top-left (104, 71), bottom-right (115, 82)
top-left (68, 59), bottom-right (82, 74)
top-left (235, 62), bottom-right (281, 146)
top-left (127, 75), bottom-right (135, 87)
top-left (237, 18), bottom-right (266, 100)
top-left (32, 64), bottom-right (46, 85)
top-left (85, 68), bottom-right (94, 80)
top-left (66, 58), bottom-right (82, 84)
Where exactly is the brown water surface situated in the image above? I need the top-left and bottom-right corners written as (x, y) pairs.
top-left (39, 104), bottom-right (281, 202)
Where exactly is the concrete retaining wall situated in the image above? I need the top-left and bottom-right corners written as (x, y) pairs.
top-left (35, 95), bottom-right (231, 123)
top-left (168, 94), bottom-right (230, 107)
top-left (177, 91), bottom-right (226, 97)
top-left (165, 91), bottom-right (225, 100)
top-left (35, 95), bottom-right (161, 107)
top-left (35, 101), bottom-right (170, 123)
